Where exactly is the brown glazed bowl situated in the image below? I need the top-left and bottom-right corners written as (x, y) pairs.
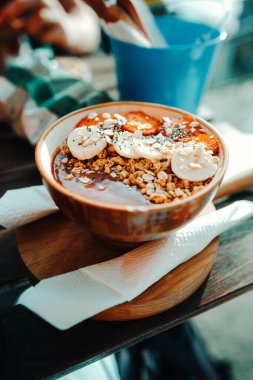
top-left (35, 102), bottom-right (228, 245)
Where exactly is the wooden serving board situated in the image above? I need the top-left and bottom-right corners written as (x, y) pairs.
top-left (16, 204), bottom-right (219, 321)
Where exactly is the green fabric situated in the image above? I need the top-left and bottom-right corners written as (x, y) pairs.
top-left (3, 41), bottom-right (111, 117)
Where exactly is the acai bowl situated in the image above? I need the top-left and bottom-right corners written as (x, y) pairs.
top-left (35, 102), bottom-right (228, 244)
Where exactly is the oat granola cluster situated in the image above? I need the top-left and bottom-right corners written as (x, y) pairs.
top-left (59, 143), bottom-right (211, 204)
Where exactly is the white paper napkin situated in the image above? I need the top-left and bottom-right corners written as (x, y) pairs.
top-left (14, 200), bottom-right (253, 330)
top-left (124, 0), bottom-right (168, 47)
top-left (215, 122), bottom-right (253, 186)
top-left (0, 185), bottom-right (58, 229)
top-left (101, 19), bottom-right (152, 47)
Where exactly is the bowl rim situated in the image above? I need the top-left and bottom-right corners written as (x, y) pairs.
top-left (35, 101), bottom-right (229, 212)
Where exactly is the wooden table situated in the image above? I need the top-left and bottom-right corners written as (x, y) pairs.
top-left (0, 55), bottom-right (253, 380)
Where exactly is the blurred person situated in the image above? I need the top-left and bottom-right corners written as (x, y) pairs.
top-left (0, 0), bottom-right (100, 69)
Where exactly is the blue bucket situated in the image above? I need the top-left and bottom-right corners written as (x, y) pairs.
top-left (110, 15), bottom-right (226, 113)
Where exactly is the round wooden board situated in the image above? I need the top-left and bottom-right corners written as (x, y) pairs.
top-left (16, 204), bottom-right (219, 321)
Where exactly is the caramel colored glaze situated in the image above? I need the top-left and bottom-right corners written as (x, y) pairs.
top-left (53, 150), bottom-right (150, 206)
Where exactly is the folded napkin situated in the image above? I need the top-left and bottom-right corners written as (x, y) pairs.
top-left (100, 0), bottom-right (167, 48)
top-left (101, 19), bottom-right (152, 47)
top-left (0, 186), bottom-right (58, 229)
top-left (13, 199), bottom-right (252, 330)
top-left (215, 122), bottom-right (253, 190)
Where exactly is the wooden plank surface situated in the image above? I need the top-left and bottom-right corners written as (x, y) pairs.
top-left (0, 201), bottom-right (253, 379)
top-left (0, 54), bottom-right (253, 379)
top-left (0, 125), bottom-right (35, 173)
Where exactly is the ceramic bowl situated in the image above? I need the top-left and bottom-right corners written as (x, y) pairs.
top-left (35, 102), bottom-right (228, 245)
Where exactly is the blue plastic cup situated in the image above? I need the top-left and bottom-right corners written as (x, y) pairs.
top-left (110, 12), bottom-right (227, 113)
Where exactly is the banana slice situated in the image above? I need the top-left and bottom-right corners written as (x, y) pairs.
top-left (134, 134), bottom-right (174, 160)
top-left (113, 131), bottom-right (140, 159)
top-left (67, 126), bottom-right (107, 160)
top-left (171, 144), bottom-right (219, 181)
top-left (134, 137), bottom-right (163, 160)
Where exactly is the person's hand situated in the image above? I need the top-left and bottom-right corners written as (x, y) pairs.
top-left (0, 23), bottom-right (20, 72)
top-left (0, 0), bottom-right (100, 54)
